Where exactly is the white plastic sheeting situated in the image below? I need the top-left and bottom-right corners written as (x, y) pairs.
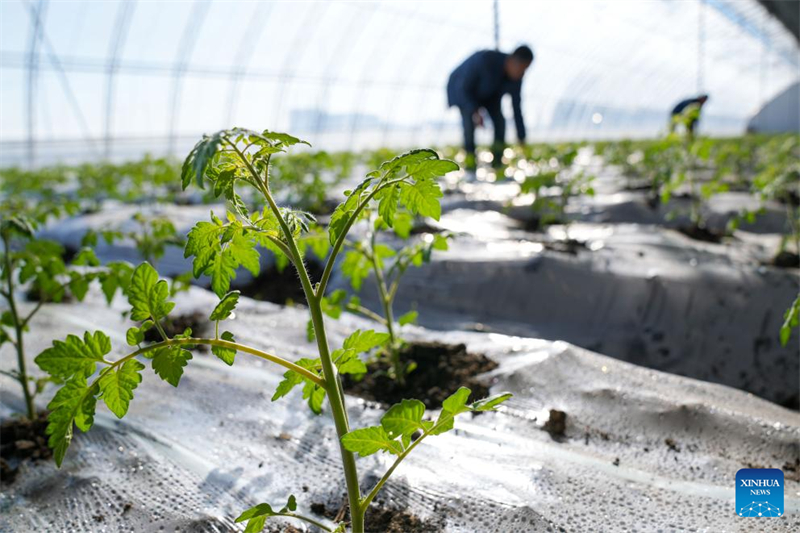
top-left (747, 81), bottom-right (800, 133)
top-left (1, 287), bottom-right (799, 531)
top-left (1, 0), bottom-right (798, 166)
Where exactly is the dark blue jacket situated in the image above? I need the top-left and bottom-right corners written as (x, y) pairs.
top-left (447, 50), bottom-right (526, 140)
top-left (671, 97), bottom-right (703, 116)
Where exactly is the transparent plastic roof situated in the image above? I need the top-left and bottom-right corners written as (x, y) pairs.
top-left (1, 0), bottom-right (798, 167)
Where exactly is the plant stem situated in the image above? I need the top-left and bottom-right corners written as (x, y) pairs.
top-left (372, 250), bottom-right (401, 384)
top-left (359, 424), bottom-right (433, 512)
top-left (281, 512), bottom-right (334, 532)
top-left (236, 143), bottom-right (365, 533)
top-left (128, 338), bottom-right (324, 385)
top-left (346, 304), bottom-right (387, 326)
top-left (2, 234), bottom-right (35, 419)
top-left (308, 285), bottom-right (364, 533)
top-left (369, 233), bottom-right (397, 348)
top-left (317, 177), bottom-right (409, 298)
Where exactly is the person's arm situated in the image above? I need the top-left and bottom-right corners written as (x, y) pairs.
top-left (511, 81), bottom-right (526, 142)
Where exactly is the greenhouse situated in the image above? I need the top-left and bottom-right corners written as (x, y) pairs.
top-left (0, 0), bottom-right (798, 532)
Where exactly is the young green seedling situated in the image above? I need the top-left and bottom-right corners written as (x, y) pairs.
top-left (271, 150), bottom-right (354, 215)
top-left (518, 145), bottom-right (594, 236)
top-left (35, 128), bottom-right (511, 533)
top-left (82, 212), bottom-right (191, 295)
top-left (314, 208), bottom-right (451, 384)
top-left (1, 206), bottom-right (131, 420)
top-left (781, 294), bottom-right (799, 348)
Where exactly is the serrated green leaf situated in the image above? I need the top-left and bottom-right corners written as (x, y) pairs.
top-left (1, 215), bottom-right (35, 238)
top-left (35, 331), bottom-right (112, 380)
top-left (405, 159), bottom-right (459, 181)
top-left (320, 289), bottom-right (347, 319)
top-left (261, 130), bottom-right (310, 148)
top-left (333, 349), bottom-right (367, 375)
top-left (381, 399), bottom-right (426, 443)
top-left (272, 358), bottom-right (320, 402)
top-left (471, 392), bottom-right (513, 411)
top-left (208, 249), bottom-right (236, 298)
top-left (430, 386), bottom-right (472, 436)
top-left (210, 291), bottom-right (240, 321)
top-left (126, 327), bottom-right (144, 346)
top-left (341, 425), bottom-right (403, 457)
top-left (328, 177), bottom-right (374, 245)
top-left (341, 250), bottom-right (371, 291)
top-left (98, 359), bottom-right (145, 418)
top-left (378, 149), bottom-right (439, 176)
top-left (185, 220), bottom-right (224, 277)
top-left (68, 273), bottom-right (91, 301)
top-left (342, 329), bottom-right (390, 353)
top-left (399, 179), bottom-right (442, 220)
top-left (45, 375), bottom-right (99, 466)
top-left (72, 248), bottom-right (100, 267)
top-left (100, 261), bottom-right (134, 304)
top-left (393, 212), bottom-right (413, 239)
top-left (151, 346), bottom-right (192, 387)
top-left (235, 494), bottom-right (298, 533)
top-left (378, 185), bottom-right (400, 227)
top-left (442, 386), bottom-right (472, 413)
top-left (398, 310), bottom-right (418, 326)
top-left (212, 331), bottom-right (236, 365)
top-left (305, 382), bottom-right (326, 415)
top-left (272, 369), bottom-right (305, 401)
top-left (229, 233), bottom-right (260, 276)
top-left (128, 263), bottom-right (175, 322)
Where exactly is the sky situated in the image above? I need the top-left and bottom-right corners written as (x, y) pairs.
top-left (0, 0), bottom-right (798, 165)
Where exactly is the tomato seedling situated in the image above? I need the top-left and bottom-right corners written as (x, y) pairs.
top-left (315, 207), bottom-right (451, 384)
top-left (35, 128), bottom-right (510, 533)
top-left (1, 203), bottom-right (130, 420)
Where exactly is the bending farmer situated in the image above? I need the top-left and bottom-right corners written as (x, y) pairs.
top-left (670, 94), bottom-right (709, 135)
top-left (447, 45), bottom-right (533, 170)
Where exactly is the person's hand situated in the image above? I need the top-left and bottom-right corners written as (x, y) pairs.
top-left (472, 111), bottom-right (484, 128)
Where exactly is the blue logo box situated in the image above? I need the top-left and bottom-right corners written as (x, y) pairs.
top-left (736, 468), bottom-right (784, 517)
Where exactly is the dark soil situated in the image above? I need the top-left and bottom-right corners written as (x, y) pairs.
top-left (676, 224), bottom-right (725, 243)
top-left (783, 458), bottom-right (800, 483)
top-left (343, 342), bottom-right (497, 408)
top-left (309, 500), bottom-right (444, 533)
top-left (143, 311), bottom-right (209, 347)
top-left (1, 412), bottom-right (52, 484)
top-left (239, 261), bottom-right (324, 305)
top-left (543, 239), bottom-right (587, 255)
top-left (646, 192), bottom-right (660, 209)
top-left (773, 251), bottom-right (799, 269)
top-left (543, 409), bottom-right (567, 438)
top-left (522, 215), bottom-right (542, 233)
top-left (409, 221), bottom-right (444, 235)
top-left (25, 283), bottom-right (73, 304)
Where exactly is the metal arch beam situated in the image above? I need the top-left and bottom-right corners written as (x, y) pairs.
top-left (104, 0), bottom-right (136, 160)
top-left (310, 3), bottom-right (372, 141)
top-left (167, 0), bottom-right (211, 157)
top-left (345, 4), bottom-right (408, 149)
top-left (757, 0), bottom-right (799, 44)
top-left (409, 23), bottom-right (462, 146)
top-left (271, 3), bottom-right (327, 130)
top-left (379, 15), bottom-right (449, 148)
top-left (25, 0), bottom-right (47, 169)
top-left (223, 2), bottom-right (270, 127)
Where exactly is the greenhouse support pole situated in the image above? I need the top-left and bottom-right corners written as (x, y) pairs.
top-left (493, 0), bottom-right (500, 50)
top-left (697, 0), bottom-right (705, 93)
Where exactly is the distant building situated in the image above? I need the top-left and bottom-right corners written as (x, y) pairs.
top-left (290, 109), bottom-right (386, 133)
